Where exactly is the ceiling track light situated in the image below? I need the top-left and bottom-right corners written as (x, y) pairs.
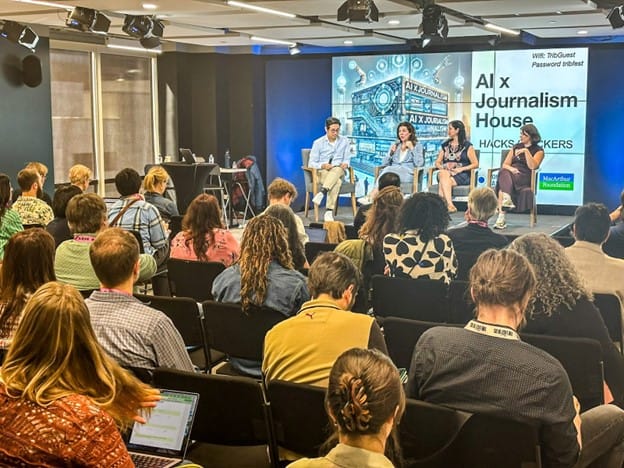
top-left (10, 0), bottom-right (72, 9)
top-left (288, 44), bottom-right (301, 55)
top-left (420, 3), bottom-right (448, 40)
top-left (607, 5), bottom-right (624, 29)
top-left (66, 7), bottom-right (111, 34)
top-left (337, 0), bottom-right (379, 23)
top-left (226, 0), bottom-right (295, 19)
top-left (484, 22), bottom-right (520, 36)
top-left (250, 35), bottom-right (295, 46)
top-left (122, 15), bottom-right (164, 49)
top-left (0, 20), bottom-right (39, 50)
top-left (488, 35), bottom-right (501, 47)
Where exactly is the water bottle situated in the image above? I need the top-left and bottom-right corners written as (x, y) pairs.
top-left (224, 149), bottom-right (231, 169)
top-left (208, 154), bottom-right (214, 164)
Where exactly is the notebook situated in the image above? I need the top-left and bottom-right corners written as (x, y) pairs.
top-left (125, 389), bottom-right (199, 468)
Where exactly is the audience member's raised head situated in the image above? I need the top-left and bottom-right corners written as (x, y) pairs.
top-left (0, 174), bottom-right (12, 216)
top-left (398, 192), bottom-right (449, 242)
top-left (17, 168), bottom-right (40, 193)
top-left (114, 168), bottom-right (142, 197)
top-left (1, 281), bottom-right (155, 430)
top-left (0, 229), bottom-right (55, 343)
top-left (25, 161), bottom-right (48, 180)
top-left (89, 228), bottom-right (140, 288)
top-left (239, 215), bottom-right (293, 311)
top-left (68, 164), bottom-right (92, 192)
top-left (142, 166), bottom-right (170, 194)
top-left (265, 204), bottom-right (307, 270)
top-left (267, 178), bottom-right (298, 205)
top-left (66, 193), bottom-right (107, 234)
top-left (378, 172), bottom-right (401, 191)
top-left (467, 187), bottom-right (498, 222)
top-left (308, 251), bottom-right (361, 307)
top-left (359, 185), bottom-right (403, 250)
top-left (573, 202), bottom-right (611, 245)
top-left (510, 232), bottom-right (590, 318)
top-left (52, 185), bottom-right (82, 219)
top-left (322, 348), bottom-right (405, 464)
top-left (181, 194), bottom-right (224, 261)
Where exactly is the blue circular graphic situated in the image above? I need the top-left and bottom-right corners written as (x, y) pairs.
top-left (411, 57), bottom-right (423, 72)
top-left (376, 59), bottom-right (388, 72)
top-left (348, 60), bottom-right (357, 70)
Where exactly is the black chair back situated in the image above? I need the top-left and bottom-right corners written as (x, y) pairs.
top-left (167, 258), bottom-right (225, 301)
top-left (168, 214), bottom-right (183, 241)
top-left (266, 380), bottom-right (330, 459)
top-left (371, 275), bottom-right (450, 321)
top-left (594, 293), bottom-right (623, 352)
top-left (202, 301), bottom-right (286, 361)
top-left (521, 333), bottom-right (604, 412)
top-left (304, 242), bottom-right (337, 263)
top-left (128, 229), bottom-right (145, 254)
top-left (448, 280), bottom-right (475, 324)
top-left (123, 366), bottom-right (154, 384)
top-left (455, 251), bottom-right (481, 282)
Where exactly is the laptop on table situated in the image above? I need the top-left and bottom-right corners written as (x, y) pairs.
top-left (125, 389), bottom-right (199, 468)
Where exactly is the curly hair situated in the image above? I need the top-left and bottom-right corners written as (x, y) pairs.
top-left (181, 194), bottom-right (224, 262)
top-left (239, 215), bottom-right (293, 312)
top-left (359, 186), bottom-right (403, 251)
top-left (398, 192), bottom-right (450, 242)
top-left (509, 233), bottom-right (591, 317)
top-left (264, 204), bottom-right (307, 270)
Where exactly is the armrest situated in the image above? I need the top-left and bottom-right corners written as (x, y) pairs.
top-left (487, 167), bottom-right (502, 187)
top-left (413, 167), bottom-right (424, 193)
top-left (469, 167), bottom-right (479, 189)
top-left (427, 166), bottom-right (440, 188)
top-left (347, 167), bottom-right (355, 184)
top-left (302, 166), bottom-right (318, 191)
top-left (374, 165), bottom-right (387, 179)
top-left (530, 168), bottom-right (539, 193)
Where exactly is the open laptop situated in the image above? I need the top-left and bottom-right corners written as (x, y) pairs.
top-left (179, 148), bottom-right (196, 164)
top-left (125, 389), bottom-right (199, 468)
top-left (305, 226), bottom-right (328, 243)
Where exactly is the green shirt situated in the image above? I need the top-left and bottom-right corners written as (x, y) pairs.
top-left (0, 209), bottom-right (23, 260)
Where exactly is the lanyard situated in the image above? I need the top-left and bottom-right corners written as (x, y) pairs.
top-left (73, 234), bottom-right (96, 243)
top-left (465, 320), bottom-right (520, 341)
top-left (468, 220), bottom-right (489, 229)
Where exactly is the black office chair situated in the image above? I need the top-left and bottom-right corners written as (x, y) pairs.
top-left (594, 293), bottom-right (623, 353)
top-left (454, 251), bottom-right (481, 282)
top-left (304, 242), bottom-right (337, 264)
top-left (167, 258), bottom-right (225, 301)
top-left (448, 280), bottom-right (475, 324)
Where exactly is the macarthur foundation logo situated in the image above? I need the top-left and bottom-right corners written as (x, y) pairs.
top-left (539, 173), bottom-right (574, 191)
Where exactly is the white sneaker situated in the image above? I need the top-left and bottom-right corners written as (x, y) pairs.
top-left (493, 213), bottom-right (506, 229)
top-left (324, 211), bottom-right (334, 222)
top-left (357, 196), bottom-right (372, 205)
top-left (312, 191), bottom-right (324, 206)
top-left (501, 192), bottom-right (515, 209)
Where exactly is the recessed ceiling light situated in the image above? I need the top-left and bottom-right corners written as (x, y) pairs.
top-left (388, 19), bottom-right (400, 25)
top-left (577, 29), bottom-right (588, 35)
top-left (548, 20), bottom-right (556, 24)
top-left (142, 3), bottom-right (157, 10)
top-left (556, 11), bottom-right (562, 15)
top-left (344, 40), bottom-right (353, 45)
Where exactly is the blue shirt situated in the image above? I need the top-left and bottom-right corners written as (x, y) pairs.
top-left (108, 196), bottom-right (167, 256)
top-left (309, 134), bottom-right (351, 169)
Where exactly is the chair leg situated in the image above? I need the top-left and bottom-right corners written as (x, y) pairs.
top-left (314, 201), bottom-right (319, 222)
top-left (350, 193), bottom-right (357, 217)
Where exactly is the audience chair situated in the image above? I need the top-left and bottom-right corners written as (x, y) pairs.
top-left (167, 258), bottom-right (225, 302)
top-left (374, 164), bottom-right (424, 195)
top-left (168, 214), bottom-right (183, 242)
top-left (301, 148), bottom-right (357, 222)
top-left (593, 293), bottom-right (623, 354)
top-left (202, 301), bottom-right (286, 375)
top-left (521, 333), bottom-right (604, 412)
top-left (134, 294), bottom-right (220, 371)
top-left (266, 380), bottom-right (330, 461)
top-left (153, 368), bottom-right (276, 468)
top-left (402, 398), bottom-right (541, 467)
top-left (123, 366), bottom-right (153, 384)
top-left (371, 275), bottom-right (450, 322)
top-left (427, 150), bottom-right (480, 204)
top-left (304, 242), bottom-right (337, 264)
top-left (22, 223), bottom-right (44, 229)
top-left (384, 318), bottom-right (461, 370)
top-left (454, 251), bottom-right (481, 282)
top-left (448, 280), bottom-right (475, 324)
top-left (553, 236), bottom-right (575, 248)
top-left (487, 149), bottom-right (538, 227)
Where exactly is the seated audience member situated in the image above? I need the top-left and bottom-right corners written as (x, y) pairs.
top-left (12, 167), bottom-right (54, 227)
top-left (0, 174), bottom-right (22, 259)
top-left (353, 172), bottom-right (401, 232)
top-left (289, 348), bottom-right (404, 468)
top-left (409, 249), bottom-right (624, 467)
top-left (605, 190), bottom-right (624, 259)
top-left (55, 193), bottom-right (156, 291)
top-left (566, 203), bottom-right (624, 307)
top-left (143, 166), bottom-right (179, 222)
top-left (266, 177), bottom-right (308, 244)
top-left (265, 203), bottom-right (309, 271)
top-left (108, 168), bottom-right (168, 267)
top-left (511, 232), bottom-right (624, 406)
top-left (170, 194), bottom-right (239, 265)
top-left (0, 282), bottom-right (159, 466)
top-left (0, 229), bottom-right (55, 350)
top-left (68, 164), bottom-right (92, 192)
top-left (85, 228), bottom-right (194, 372)
top-left (262, 252), bottom-right (388, 387)
top-left (11, 161), bottom-right (52, 205)
top-left (383, 192), bottom-right (457, 283)
top-left (447, 187), bottom-right (509, 255)
top-left (212, 215), bottom-right (309, 377)
top-left (46, 185), bottom-right (82, 247)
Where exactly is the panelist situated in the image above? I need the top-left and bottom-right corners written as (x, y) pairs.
top-left (494, 123), bottom-right (544, 229)
top-left (433, 120), bottom-right (479, 213)
top-left (310, 117), bottom-right (351, 222)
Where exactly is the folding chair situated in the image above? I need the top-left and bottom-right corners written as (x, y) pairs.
top-left (167, 258), bottom-right (225, 302)
top-left (304, 242), bottom-right (337, 264)
top-left (593, 293), bottom-right (624, 353)
top-left (427, 150), bottom-right (480, 204)
top-left (448, 280), bottom-right (475, 324)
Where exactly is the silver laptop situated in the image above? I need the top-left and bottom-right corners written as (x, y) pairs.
top-left (125, 389), bottom-right (199, 468)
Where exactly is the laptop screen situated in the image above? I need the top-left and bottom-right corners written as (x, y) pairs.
top-left (126, 390), bottom-right (199, 457)
top-left (305, 227), bottom-right (327, 243)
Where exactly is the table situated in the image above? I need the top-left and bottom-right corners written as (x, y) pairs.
top-left (162, 162), bottom-right (218, 214)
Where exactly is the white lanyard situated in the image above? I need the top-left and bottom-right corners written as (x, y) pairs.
top-left (465, 320), bottom-right (520, 341)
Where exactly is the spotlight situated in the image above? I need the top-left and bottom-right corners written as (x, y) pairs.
top-left (422, 37), bottom-right (431, 48)
top-left (66, 7), bottom-right (111, 33)
top-left (608, 6), bottom-right (624, 29)
top-left (0, 20), bottom-right (39, 50)
top-left (337, 0), bottom-right (379, 23)
top-left (488, 35), bottom-right (501, 47)
top-left (122, 15), bottom-right (164, 49)
top-left (289, 44), bottom-right (301, 55)
top-left (421, 3), bottom-right (448, 39)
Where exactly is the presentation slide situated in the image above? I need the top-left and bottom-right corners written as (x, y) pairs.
top-left (332, 47), bottom-right (588, 206)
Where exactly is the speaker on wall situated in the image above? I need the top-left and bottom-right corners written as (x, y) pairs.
top-left (22, 55), bottom-right (41, 87)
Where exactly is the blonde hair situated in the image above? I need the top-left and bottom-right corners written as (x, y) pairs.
top-left (267, 178), bottom-right (298, 201)
top-left (68, 164), bottom-right (92, 187)
top-left (143, 166), bottom-right (170, 193)
top-left (25, 161), bottom-right (48, 178)
top-left (509, 233), bottom-right (591, 317)
top-left (468, 187), bottom-right (498, 222)
top-left (1, 282), bottom-right (153, 430)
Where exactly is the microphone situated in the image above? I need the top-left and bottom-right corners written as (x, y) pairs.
top-left (392, 140), bottom-right (401, 155)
